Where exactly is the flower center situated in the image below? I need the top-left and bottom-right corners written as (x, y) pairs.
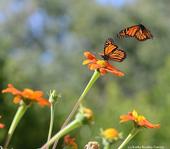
top-left (102, 128), bottom-right (119, 139)
top-left (96, 60), bottom-right (106, 67)
top-left (136, 115), bottom-right (146, 123)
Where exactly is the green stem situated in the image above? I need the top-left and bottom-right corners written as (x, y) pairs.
top-left (52, 70), bottom-right (100, 149)
top-left (118, 128), bottom-right (140, 149)
top-left (41, 119), bottom-right (82, 149)
top-left (4, 102), bottom-right (28, 149)
top-left (46, 91), bottom-right (55, 149)
top-left (103, 142), bottom-right (111, 149)
top-left (61, 70), bottom-right (100, 128)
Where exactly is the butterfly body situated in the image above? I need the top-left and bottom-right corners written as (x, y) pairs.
top-left (117, 24), bottom-right (153, 41)
top-left (138, 24), bottom-right (146, 30)
top-left (101, 54), bottom-right (110, 61)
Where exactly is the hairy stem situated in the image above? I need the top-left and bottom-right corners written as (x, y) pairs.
top-left (52, 70), bottom-right (100, 149)
top-left (4, 102), bottom-right (28, 149)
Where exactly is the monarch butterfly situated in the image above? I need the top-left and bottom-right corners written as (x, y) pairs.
top-left (100, 38), bottom-right (126, 62)
top-left (117, 24), bottom-right (153, 41)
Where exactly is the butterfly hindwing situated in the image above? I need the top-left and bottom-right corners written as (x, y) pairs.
top-left (109, 49), bottom-right (126, 62)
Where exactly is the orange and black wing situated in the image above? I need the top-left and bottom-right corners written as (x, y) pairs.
top-left (134, 24), bottom-right (153, 41)
top-left (100, 38), bottom-right (118, 60)
top-left (117, 25), bottom-right (140, 38)
top-left (108, 49), bottom-right (126, 62)
top-left (100, 38), bottom-right (126, 62)
top-left (104, 38), bottom-right (118, 55)
top-left (117, 24), bottom-right (153, 41)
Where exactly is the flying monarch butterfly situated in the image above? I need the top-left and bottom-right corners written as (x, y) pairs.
top-left (117, 24), bottom-right (153, 41)
top-left (100, 38), bottom-right (126, 62)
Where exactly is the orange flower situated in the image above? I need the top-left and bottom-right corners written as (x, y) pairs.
top-left (0, 116), bottom-right (5, 129)
top-left (64, 135), bottom-right (78, 149)
top-left (83, 51), bottom-right (124, 77)
top-left (120, 110), bottom-right (160, 128)
top-left (2, 84), bottom-right (50, 107)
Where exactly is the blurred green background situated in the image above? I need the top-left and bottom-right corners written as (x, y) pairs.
top-left (0, 0), bottom-right (169, 148)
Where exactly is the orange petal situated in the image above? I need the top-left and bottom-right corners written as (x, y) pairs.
top-left (37, 98), bottom-right (50, 107)
top-left (139, 119), bottom-right (160, 128)
top-left (120, 114), bottom-right (135, 123)
top-left (82, 60), bottom-right (91, 65)
top-left (106, 68), bottom-right (124, 77)
top-left (84, 51), bottom-right (96, 60)
top-left (0, 123), bottom-right (5, 129)
top-left (22, 89), bottom-right (44, 100)
top-left (33, 91), bottom-right (44, 98)
top-left (22, 89), bottom-right (34, 99)
top-left (104, 62), bottom-right (125, 76)
top-left (2, 84), bottom-right (22, 95)
top-left (89, 63), bottom-right (100, 70)
top-left (99, 68), bottom-right (107, 75)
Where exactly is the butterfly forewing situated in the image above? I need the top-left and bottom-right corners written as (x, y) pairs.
top-left (104, 38), bottom-right (118, 55)
top-left (118, 25), bottom-right (139, 38)
top-left (125, 25), bottom-right (139, 37)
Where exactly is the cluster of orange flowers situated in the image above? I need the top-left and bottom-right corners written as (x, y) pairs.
top-left (63, 109), bottom-right (160, 148)
top-left (0, 33), bottom-right (160, 149)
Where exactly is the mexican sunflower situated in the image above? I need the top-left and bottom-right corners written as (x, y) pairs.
top-left (101, 128), bottom-right (121, 141)
top-left (83, 51), bottom-right (124, 77)
top-left (64, 135), bottom-right (78, 149)
top-left (0, 116), bottom-right (5, 129)
top-left (2, 84), bottom-right (50, 107)
top-left (120, 110), bottom-right (160, 128)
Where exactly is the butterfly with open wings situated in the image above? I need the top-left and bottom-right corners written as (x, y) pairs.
top-left (100, 38), bottom-right (126, 62)
top-left (117, 24), bottom-right (153, 41)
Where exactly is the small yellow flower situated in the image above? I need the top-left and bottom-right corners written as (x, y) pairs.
top-left (83, 107), bottom-right (94, 121)
top-left (76, 107), bottom-right (94, 125)
top-left (102, 128), bottom-right (120, 141)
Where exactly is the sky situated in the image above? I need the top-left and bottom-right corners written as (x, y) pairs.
top-left (96, 0), bottom-right (135, 7)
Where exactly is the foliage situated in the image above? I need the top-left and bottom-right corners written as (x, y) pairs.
top-left (0, 0), bottom-right (169, 148)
